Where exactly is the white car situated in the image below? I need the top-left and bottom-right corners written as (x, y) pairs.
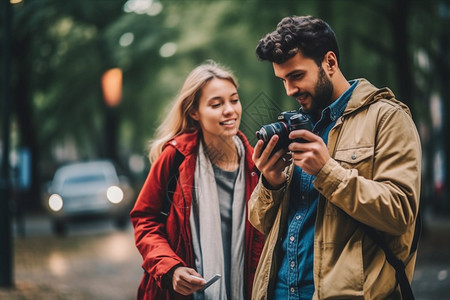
top-left (46, 160), bottom-right (134, 235)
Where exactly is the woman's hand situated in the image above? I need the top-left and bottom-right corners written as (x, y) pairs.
top-left (171, 266), bottom-right (206, 295)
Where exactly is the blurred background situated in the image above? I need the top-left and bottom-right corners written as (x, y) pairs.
top-left (0, 0), bottom-right (449, 299)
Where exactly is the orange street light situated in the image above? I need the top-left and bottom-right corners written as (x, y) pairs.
top-left (101, 68), bottom-right (122, 107)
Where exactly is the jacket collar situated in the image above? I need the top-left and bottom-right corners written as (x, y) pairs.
top-left (344, 78), bottom-right (411, 117)
top-left (169, 130), bottom-right (200, 157)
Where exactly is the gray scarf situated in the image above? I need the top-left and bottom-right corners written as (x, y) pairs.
top-left (190, 136), bottom-right (246, 300)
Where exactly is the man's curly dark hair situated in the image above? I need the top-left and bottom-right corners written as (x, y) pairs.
top-left (256, 15), bottom-right (340, 66)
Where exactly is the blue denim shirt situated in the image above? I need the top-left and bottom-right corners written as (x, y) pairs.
top-left (273, 80), bottom-right (357, 300)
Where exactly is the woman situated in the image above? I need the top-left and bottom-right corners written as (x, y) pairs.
top-left (130, 60), bottom-right (264, 300)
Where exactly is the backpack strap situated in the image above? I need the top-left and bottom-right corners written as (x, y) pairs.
top-left (160, 149), bottom-right (184, 218)
top-left (410, 207), bottom-right (422, 254)
top-left (357, 208), bottom-right (421, 300)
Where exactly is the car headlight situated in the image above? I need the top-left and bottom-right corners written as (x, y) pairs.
top-left (107, 186), bottom-right (123, 204)
top-left (49, 194), bottom-right (63, 212)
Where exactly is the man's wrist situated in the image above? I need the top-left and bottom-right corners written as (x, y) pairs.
top-left (262, 175), bottom-right (287, 190)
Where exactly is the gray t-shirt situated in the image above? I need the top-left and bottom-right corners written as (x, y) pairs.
top-left (212, 164), bottom-right (238, 300)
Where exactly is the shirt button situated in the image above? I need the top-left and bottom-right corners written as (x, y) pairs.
top-left (290, 236), bottom-right (295, 242)
top-left (290, 287), bottom-right (295, 293)
top-left (296, 215), bottom-right (301, 220)
top-left (351, 154), bottom-right (357, 160)
top-left (290, 261), bottom-right (295, 268)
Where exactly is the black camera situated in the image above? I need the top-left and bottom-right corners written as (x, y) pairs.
top-left (256, 110), bottom-right (313, 154)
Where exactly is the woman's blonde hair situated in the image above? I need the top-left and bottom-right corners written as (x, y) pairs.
top-left (148, 60), bottom-right (238, 163)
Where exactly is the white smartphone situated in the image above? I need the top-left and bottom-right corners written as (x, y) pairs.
top-left (200, 274), bottom-right (221, 291)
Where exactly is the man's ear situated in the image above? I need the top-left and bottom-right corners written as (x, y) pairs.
top-left (324, 51), bottom-right (337, 70)
top-left (323, 51), bottom-right (338, 74)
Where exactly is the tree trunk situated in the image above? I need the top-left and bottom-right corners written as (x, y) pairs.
top-left (438, 7), bottom-right (450, 213)
top-left (13, 36), bottom-right (41, 212)
top-left (391, 0), bottom-right (415, 111)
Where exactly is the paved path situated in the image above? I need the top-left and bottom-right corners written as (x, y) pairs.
top-left (0, 211), bottom-right (449, 299)
top-left (0, 214), bottom-right (143, 299)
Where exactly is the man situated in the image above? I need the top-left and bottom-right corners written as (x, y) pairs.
top-left (249, 15), bottom-right (421, 299)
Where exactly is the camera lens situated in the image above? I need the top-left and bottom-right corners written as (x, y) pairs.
top-left (256, 121), bottom-right (290, 153)
top-left (256, 127), bottom-right (269, 142)
top-left (256, 122), bottom-right (288, 142)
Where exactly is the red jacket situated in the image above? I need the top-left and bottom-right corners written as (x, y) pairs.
top-left (130, 130), bottom-right (264, 300)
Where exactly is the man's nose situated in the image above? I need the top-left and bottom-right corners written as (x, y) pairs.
top-left (285, 81), bottom-right (299, 97)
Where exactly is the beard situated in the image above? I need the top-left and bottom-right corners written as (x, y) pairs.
top-left (301, 66), bottom-right (333, 119)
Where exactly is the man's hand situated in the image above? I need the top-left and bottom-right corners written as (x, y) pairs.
top-left (253, 135), bottom-right (292, 189)
top-left (171, 266), bottom-right (206, 295)
top-left (288, 130), bottom-right (330, 175)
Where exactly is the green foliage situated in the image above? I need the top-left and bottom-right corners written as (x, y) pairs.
top-left (5, 0), bottom-right (448, 170)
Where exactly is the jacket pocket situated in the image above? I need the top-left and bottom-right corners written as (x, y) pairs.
top-left (317, 238), bottom-right (364, 299)
top-left (334, 146), bottom-right (374, 179)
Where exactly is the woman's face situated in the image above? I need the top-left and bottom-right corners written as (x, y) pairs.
top-left (190, 78), bottom-right (241, 145)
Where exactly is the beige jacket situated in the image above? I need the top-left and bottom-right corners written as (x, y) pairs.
top-left (249, 79), bottom-right (422, 299)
